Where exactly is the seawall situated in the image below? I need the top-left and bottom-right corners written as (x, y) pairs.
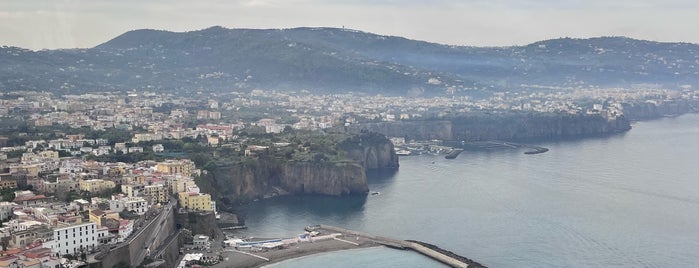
top-left (94, 200), bottom-right (178, 267)
top-left (318, 224), bottom-right (479, 268)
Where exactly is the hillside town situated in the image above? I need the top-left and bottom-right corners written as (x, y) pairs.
top-left (0, 86), bottom-right (697, 267)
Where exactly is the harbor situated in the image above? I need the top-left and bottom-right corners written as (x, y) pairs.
top-left (210, 225), bottom-right (485, 268)
top-left (393, 138), bottom-right (549, 157)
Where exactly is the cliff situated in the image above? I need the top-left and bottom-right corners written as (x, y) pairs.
top-left (621, 100), bottom-right (698, 120)
top-left (352, 113), bottom-right (631, 142)
top-left (449, 113), bottom-right (631, 141)
top-left (341, 132), bottom-right (400, 169)
top-left (203, 132), bottom-right (397, 207)
top-left (279, 162), bottom-right (368, 195)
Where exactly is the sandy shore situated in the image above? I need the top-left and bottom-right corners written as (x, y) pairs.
top-left (212, 234), bottom-right (383, 268)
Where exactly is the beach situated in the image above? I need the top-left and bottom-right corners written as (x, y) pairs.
top-left (212, 234), bottom-right (382, 268)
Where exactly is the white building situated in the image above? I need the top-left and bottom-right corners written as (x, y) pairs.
top-left (117, 220), bottom-right (134, 243)
top-left (48, 222), bottom-right (98, 256)
top-left (0, 202), bottom-right (17, 221)
top-left (193, 235), bottom-right (210, 249)
top-left (121, 197), bottom-right (148, 215)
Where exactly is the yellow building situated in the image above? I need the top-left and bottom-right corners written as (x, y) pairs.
top-left (168, 178), bottom-right (197, 195)
top-left (157, 160), bottom-right (192, 175)
top-left (89, 209), bottom-right (120, 227)
top-left (9, 164), bottom-right (40, 177)
top-left (121, 184), bottom-right (144, 197)
top-left (38, 150), bottom-right (59, 159)
top-left (0, 179), bottom-right (17, 190)
top-left (177, 192), bottom-right (212, 211)
top-left (143, 184), bottom-right (168, 204)
top-left (79, 179), bottom-right (116, 193)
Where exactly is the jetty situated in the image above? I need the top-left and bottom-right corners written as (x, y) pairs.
top-left (317, 224), bottom-right (484, 268)
top-left (445, 149), bottom-right (465, 159)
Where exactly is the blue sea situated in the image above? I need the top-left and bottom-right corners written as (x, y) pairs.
top-left (239, 114), bottom-right (699, 267)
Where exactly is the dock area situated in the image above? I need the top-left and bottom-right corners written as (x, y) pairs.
top-left (213, 224), bottom-right (484, 268)
top-left (317, 225), bottom-right (476, 268)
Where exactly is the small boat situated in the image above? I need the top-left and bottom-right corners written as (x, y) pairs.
top-left (371, 191), bottom-right (380, 196)
top-left (396, 150), bottom-right (411, 156)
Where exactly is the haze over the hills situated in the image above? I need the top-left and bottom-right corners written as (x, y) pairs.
top-left (3, 0), bottom-right (699, 50)
top-left (1, 26), bottom-right (698, 96)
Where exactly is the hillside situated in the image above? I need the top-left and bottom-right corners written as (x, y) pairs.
top-left (1, 26), bottom-right (698, 95)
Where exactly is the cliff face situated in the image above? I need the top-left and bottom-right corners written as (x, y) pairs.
top-left (344, 137), bottom-right (400, 169)
top-left (622, 100), bottom-right (697, 120)
top-left (353, 113), bottom-right (631, 142)
top-left (279, 162), bottom-right (368, 195)
top-left (450, 114), bottom-right (631, 141)
top-left (355, 120), bottom-right (453, 141)
top-left (207, 132), bottom-right (397, 206)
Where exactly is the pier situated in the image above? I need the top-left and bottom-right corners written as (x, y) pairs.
top-left (318, 224), bottom-right (474, 268)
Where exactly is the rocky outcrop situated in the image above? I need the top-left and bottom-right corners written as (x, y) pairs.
top-left (207, 132), bottom-right (397, 206)
top-left (343, 132), bottom-right (400, 169)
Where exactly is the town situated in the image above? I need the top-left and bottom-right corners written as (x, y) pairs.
top-left (0, 85), bottom-right (697, 267)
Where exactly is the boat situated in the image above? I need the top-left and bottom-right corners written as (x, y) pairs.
top-left (371, 191), bottom-right (380, 196)
top-left (395, 150), bottom-right (411, 156)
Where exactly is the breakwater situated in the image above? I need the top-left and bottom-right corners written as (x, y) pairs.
top-left (407, 240), bottom-right (487, 268)
top-left (317, 224), bottom-right (479, 268)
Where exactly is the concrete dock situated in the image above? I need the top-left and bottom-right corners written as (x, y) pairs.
top-left (317, 224), bottom-right (470, 268)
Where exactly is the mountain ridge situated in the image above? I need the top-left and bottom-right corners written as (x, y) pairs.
top-left (2, 26), bottom-right (698, 95)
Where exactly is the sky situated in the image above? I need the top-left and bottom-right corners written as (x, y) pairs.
top-left (1, 0), bottom-right (698, 50)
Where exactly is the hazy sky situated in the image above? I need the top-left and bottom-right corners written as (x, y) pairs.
top-left (1, 0), bottom-right (698, 50)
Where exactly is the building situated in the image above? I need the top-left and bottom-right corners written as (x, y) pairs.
top-left (96, 226), bottom-right (112, 245)
top-left (152, 144), bottom-right (164, 153)
top-left (121, 197), bottom-right (148, 215)
top-left (117, 220), bottom-right (133, 243)
top-left (0, 202), bottom-right (17, 221)
top-left (10, 225), bottom-right (52, 249)
top-left (48, 222), bottom-right (98, 256)
top-left (88, 209), bottom-right (120, 227)
top-left (177, 192), bottom-right (212, 212)
top-left (13, 193), bottom-right (49, 206)
top-left (143, 184), bottom-right (168, 204)
top-left (193, 235), bottom-right (210, 249)
top-left (121, 184), bottom-right (144, 198)
top-left (79, 179), bottom-right (116, 193)
top-left (167, 178), bottom-right (197, 195)
top-left (156, 160), bottom-right (192, 175)
top-left (0, 179), bottom-right (17, 190)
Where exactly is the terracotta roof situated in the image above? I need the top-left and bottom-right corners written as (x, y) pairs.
top-left (13, 195), bottom-right (47, 203)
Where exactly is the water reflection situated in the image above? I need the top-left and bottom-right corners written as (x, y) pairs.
top-left (239, 194), bottom-right (368, 237)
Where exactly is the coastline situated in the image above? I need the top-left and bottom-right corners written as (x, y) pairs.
top-left (260, 245), bottom-right (386, 268)
top-left (211, 225), bottom-right (473, 268)
top-left (212, 232), bottom-right (383, 268)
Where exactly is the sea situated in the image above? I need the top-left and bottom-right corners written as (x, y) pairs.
top-left (237, 114), bottom-right (699, 268)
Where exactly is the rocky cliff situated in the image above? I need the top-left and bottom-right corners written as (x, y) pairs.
top-left (621, 100), bottom-right (698, 120)
top-left (203, 132), bottom-right (397, 207)
top-left (341, 132), bottom-right (400, 169)
top-left (450, 113), bottom-right (631, 141)
top-left (279, 162), bottom-right (368, 195)
top-left (353, 113), bottom-right (631, 142)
